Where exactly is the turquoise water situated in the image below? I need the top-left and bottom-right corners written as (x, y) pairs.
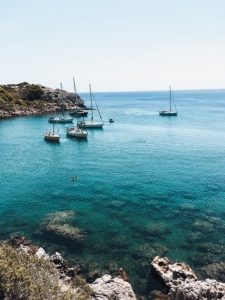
top-left (1, 89), bottom-right (225, 296)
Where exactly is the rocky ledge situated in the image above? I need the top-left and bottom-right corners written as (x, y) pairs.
top-left (3, 236), bottom-right (136, 300)
top-left (151, 256), bottom-right (225, 300)
top-left (0, 82), bottom-right (85, 119)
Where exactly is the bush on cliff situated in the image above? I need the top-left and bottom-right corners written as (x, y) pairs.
top-left (0, 244), bottom-right (70, 300)
top-left (21, 84), bottom-right (44, 101)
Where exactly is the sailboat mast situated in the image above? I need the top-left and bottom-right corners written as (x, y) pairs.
top-left (89, 83), bottom-right (93, 122)
top-left (60, 83), bottom-right (65, 117)
top-left (169, 85), bottom-right (172, 112)
top-left (73, 77), bottom-right (78, 105)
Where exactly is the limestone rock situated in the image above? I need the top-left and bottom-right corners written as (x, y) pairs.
top-left (151, 256), bottom-right (197, 289)
top-left (151, 256), bottom-right (225, 300)
top-left (35, 247), bottom-right (50, 260)
top-left (170, 279), bottom-right (225, 300)
top-left (90, 274), bottom-right (136, 300)
top-left (50, 251), bottom-right (64, 265)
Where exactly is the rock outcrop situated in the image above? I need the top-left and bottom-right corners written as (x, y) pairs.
top-left (0, 82), bottom-right (85, 119)
top-left (90, 274), bottom-right (137, 300)
top-left (151, 256), bottom-right (225, 300)
top-left (6, 236), bottom-right (137, 300)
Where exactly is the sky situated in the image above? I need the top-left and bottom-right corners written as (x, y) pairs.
top-left (0, 0), bottom-right (225, 92)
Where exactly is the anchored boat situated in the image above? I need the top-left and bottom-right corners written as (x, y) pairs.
top-left (78, 84), bottom-right (104, 129)
top-left (67, 78), bottom-right (88, 139)
top-left (48, 83), bottom-right (74, 123)
top-left (69, 78), bottom-right (88, 117)
top-left (67, 126), bottom-right (88, 138)
top-left (159, 86), bottom-right (178, 116)
top-left (44, 123), bottom-right (60, 142)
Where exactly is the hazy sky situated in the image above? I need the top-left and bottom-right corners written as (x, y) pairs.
top-left (0, 0), bottom-right (225, 92)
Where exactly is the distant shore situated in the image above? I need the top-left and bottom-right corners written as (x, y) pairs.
top-left (0, 82), bottom-right (85, 119)
top-left (0, 104), bottom-right (84, 119)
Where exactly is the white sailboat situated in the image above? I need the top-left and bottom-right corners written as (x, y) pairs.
top-left (77, 84), bottom-right (104, 128)
top-left (70, 78), bottom-right (88, 117)
top-left (49, 83), bottom-right (74, 123)
top-left (67, 78), bottom-right (88, 139)
top-left (44, 123), bottom-right (60, 142)
top-left (159, 86), bottom-right (178, 116)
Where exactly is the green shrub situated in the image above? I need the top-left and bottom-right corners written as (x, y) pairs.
top-left (0, 244), bottom-right (69, 299)
top-left (0, 86), bottom-right (15, 103)
top-left (21, 84), bottom-right (44, 101)
top-left (72, 276), bottom-right (93, 300)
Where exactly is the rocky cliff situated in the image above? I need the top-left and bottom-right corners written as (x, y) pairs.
top-left (151, 256), bottom-right (225, 300)
top-left (0, 82), bottom-right (85, 118)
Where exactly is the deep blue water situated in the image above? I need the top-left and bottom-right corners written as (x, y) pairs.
top-left (1, 89), bottom-right (225, 297)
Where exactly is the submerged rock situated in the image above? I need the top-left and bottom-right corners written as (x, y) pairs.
top-left (198, 262), bottom-right (225, 282)
top-left (137, 222), bottom-right (170, 238)
top-left (90, 274), bottom-right (136, 300)
top-left (192, 220), bottom-right (214, 233)
top-left (41, 210), bottom-right (86, 243)
top-left (133, 243), bottom-right (168, 260)
top-left (108, 234), bottom-right (128, 249)
top-left (151, 256), bottom-right (225, 300)
top-left (46, 223), bottom-right (85, 242)
top-left (44, 210), bottom-right (76, 224)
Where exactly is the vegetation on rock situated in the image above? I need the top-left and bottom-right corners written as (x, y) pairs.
top-left (21, 84), bottom-right (44, 101)
top-left (0, 82), bottom-right (84, 118)
top-left (0, 244), bottom-right (68, 300)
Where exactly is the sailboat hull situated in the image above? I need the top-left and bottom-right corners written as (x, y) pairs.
top-left (67, 127), bottom-right (88, 138)
top-left (48, 117), bottom-right (74, 123)
top-left (44, 133), bottom-right (60, 142)
top-left (69, 111), bottom-right (88, 117)
top-left (77, 120), bottom-right (104, 128)
top-left (159, 111), bottom-right (177, 116)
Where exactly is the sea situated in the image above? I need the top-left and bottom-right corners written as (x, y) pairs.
top-left (1, 89), bottom-right (225, 297)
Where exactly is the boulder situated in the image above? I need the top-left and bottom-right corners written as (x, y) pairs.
top-left (151, 256), bottom-right (225, 300)
top-left (170, 279), bottom-right (225, 300)
top-left (90, 274), bottom-right (137, 300)
top-left (35, 247), bottom-right (50, 260)
top-left (50, 252), bottom-right (64, 265)
top-left (151, 256), bottom-right (197, 289)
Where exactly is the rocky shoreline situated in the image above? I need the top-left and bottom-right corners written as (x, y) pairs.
top-left (0, 82), bottom-right (85, 119)
top-left (3, 236), bottom-right (136, 300)
top-left (2, 235), bottom-right (225, 299)
top-left (1, 209), bottom-right (225, 299)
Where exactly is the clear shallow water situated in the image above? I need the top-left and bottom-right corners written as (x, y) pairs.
top-left (1, 89), bottom-right (225, 296)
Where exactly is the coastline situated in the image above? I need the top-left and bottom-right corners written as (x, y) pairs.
top-left (0, 82), bottom-right (85, 120)
top-left (2, 236), bottom-right (225, 299)
top-left (0, 104), bottom-right (82, 119)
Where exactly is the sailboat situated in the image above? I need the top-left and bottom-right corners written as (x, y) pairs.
top-left (48, 83), bottom-right (74, 123)
top-left (44, 123), bottom-right (60, 142)
top-left (70, 78), bottom-right (88, 117)
top-left (77, 84), bottom-right (104, 128)
top-left (67, 78), bottom-right (88, 138)
top-left (159, 86), bottom-right (178, 116)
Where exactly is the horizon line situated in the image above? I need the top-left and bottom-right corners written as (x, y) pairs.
top-left (79, 87), bottom-right (225, 94)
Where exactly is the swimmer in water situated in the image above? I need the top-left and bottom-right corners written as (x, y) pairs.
top-left (71, 176), bottom-right (79, 182)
